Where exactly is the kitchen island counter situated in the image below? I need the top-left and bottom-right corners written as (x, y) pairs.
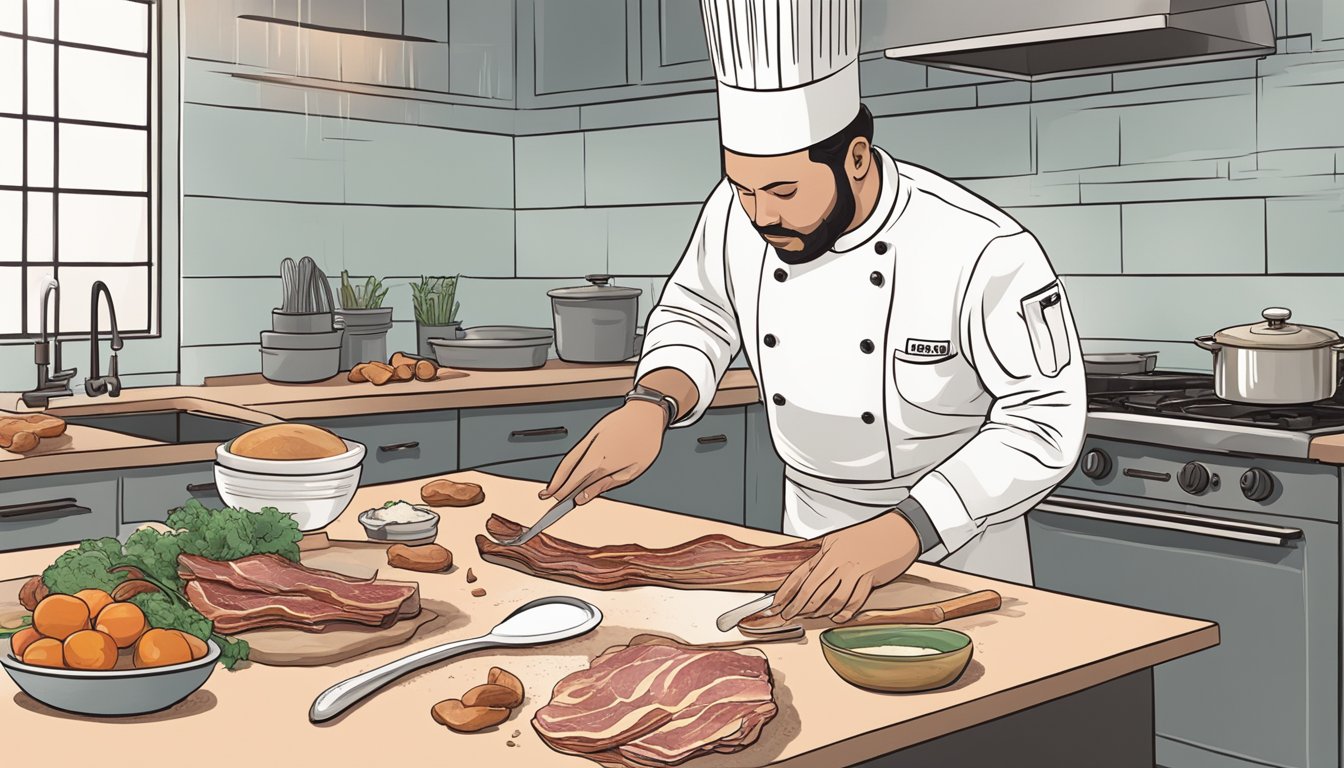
top-left (1, 472), bottom-right (1218, 766)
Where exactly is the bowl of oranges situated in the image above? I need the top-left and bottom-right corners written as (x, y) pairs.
top-left (0, 590), bottom-right (219, 716)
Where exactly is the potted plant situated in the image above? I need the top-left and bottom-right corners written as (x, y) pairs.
top-left (334, 271), bottom-right (394, 371)
top-left (411, 275), bottom-right (463, 357)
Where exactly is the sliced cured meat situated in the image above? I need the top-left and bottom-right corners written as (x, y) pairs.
top-left (178, 553), bottom-right (420, 635)
top-left (533, 641), bottom-right (777, 767)
top-left (178, 553), bottom-right (419, 615)
top-left (185, 580), bottom-right (393, 634)
top-left (476, 514), bottom-right (818, 592)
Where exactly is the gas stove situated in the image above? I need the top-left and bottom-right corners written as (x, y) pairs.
top-left (1084, 371), bottom-right (1344, 459)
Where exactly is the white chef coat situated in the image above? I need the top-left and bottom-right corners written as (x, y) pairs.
top-left (633, 148), bottom-right (1087, 585)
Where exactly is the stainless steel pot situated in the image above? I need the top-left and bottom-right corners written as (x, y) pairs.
top-left (1195, 307), bottom-right (1344, 404)
top-left (548, 275), bottom-right (643, 363)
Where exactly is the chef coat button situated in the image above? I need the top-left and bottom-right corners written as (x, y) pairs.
top-left (773, 393), bottom-right (786, 406)
top-left (861, 411), bottom-right (875, 424)
top-left (874, 242), bottom-right (889, 255)
top-left (869, 271), bottom-right (884, 287)
top-left (763, 334), bottom-right (777, 348)
top-left (774, 268), bottom-right (787, 282)
top-left (860, 339), bottom-right (875, 354)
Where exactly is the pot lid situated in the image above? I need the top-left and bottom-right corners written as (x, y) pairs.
top-left (1212, 307), bottom-right (1341, 349)
top-left (547, 274), bottom-right (643, 300)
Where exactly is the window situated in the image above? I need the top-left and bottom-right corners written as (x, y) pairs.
top-left (0, 0), bottom-right (157, 339)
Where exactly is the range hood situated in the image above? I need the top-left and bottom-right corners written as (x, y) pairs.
top-left (871, 1), bottom-right (1275, 81)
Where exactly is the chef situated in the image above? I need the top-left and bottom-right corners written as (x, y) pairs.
top-left (542, 0), bottom-right (1087, 624)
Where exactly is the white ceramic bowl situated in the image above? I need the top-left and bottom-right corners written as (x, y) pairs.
top-left (214, 462), bottom-right (362, 531)
top-left (215, 437), bottom-right (365, 476)
top-left (1, 638), bottom-right (220, 717)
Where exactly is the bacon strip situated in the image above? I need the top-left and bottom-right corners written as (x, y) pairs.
top-left (533, 642), bottom-right (777, 767)
top-left (476, 514), bottom-right (819, 592)
top-left (178, 553), bottom-right (420, 635)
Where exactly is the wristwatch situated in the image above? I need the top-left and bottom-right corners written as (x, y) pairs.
top-left (625, 384), bottom-right (680, 427)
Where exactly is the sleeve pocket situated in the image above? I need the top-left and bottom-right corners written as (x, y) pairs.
top-left (1019, 282), bottom-right (1072, 378)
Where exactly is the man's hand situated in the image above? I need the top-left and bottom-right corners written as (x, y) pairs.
top-left (764, 512), bottom-right (921, 624)
top-left (540, 401), bottom-right (667, 506)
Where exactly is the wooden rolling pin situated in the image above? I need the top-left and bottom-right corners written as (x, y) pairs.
top-left (739, 590), bottom-right (1002, 634)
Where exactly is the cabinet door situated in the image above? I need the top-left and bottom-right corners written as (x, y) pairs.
top-left (743, 403), bottom-right (784, 531)
top-left (529, 0), bottom-right (634, 95)
top-left (0, 473), bottom-right (118, 552)
top-left (122, 462), bottom-right (225, 524)
top-left (606, 407), bottom-right (746, 524)
top-left (306, 410), bottom-right (459, 485)
top-left (639, 0), bottom-right (711, 84)
top-left (458, 399), bottom-right (621, 469)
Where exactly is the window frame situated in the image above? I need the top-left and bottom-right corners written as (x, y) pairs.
top-left (0, 0), bottom-right (162, 342)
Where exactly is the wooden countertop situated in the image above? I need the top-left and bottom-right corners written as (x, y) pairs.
top-left (0, 363), bottom-right (763, 479)
top-left (1, 472), bottom-right (1218, 767)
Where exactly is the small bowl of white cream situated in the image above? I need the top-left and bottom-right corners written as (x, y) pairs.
top-left (358, 500), bottom-right (440, 545)
top-left (819, 626), bottom-right (973, 693)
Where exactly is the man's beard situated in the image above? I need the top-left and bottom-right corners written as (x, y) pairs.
top-left (753, 163), bottom-right (857, 266)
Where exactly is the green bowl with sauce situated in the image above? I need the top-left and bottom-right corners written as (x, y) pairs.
top-left (820, 626), bottom-right (973, 693)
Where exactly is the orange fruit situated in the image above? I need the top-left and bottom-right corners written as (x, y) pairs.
top-left (179, 631), bottom-right (209, 660)
top-left (63, 629), bottom-right (117, 671)
top-left (95, 602), bottom-right (147, 649)
top-left (32, 594), bottom-right (90, 640)
top-left (10, 627), bottom-right (41, 657)
top-left (134, 628), bottom-right (192, 668)
top-left (74, 589), bottom-right (114, 620)
top-left (22, 637), bottom-right (65, 668)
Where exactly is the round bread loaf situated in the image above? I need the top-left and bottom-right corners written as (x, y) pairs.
top-left (229, 423), bottom-right (347, 460)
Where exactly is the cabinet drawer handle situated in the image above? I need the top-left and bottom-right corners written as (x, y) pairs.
top-left (185, 482), bottom-right (217, 494)
top-left (0, 498), bottom-right (91, 520)
top-left (379, 441), bottom-right (421, 453)
top-left (697, 435), bottom-right (728, 445)
top-left (511, 427), bottom-right (568, 439)
top-left (1123, 468), bottom-right (1171, 482)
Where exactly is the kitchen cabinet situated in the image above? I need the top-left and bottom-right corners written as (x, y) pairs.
top-left (458, 399), bottom-right (621, 468)
top-left (606, 407), bottom-right (746, 525)
top-left (638, 0), bottom-right (712, 84)
top-left (0, 472), bottom-right (118, 552)
top-left (449, 0), bottom-right (514, 100)
top-left (121, 462), bottom-right (224, 524)
top-left (527, 0), bottom-right (634, 96)
top-left (743, 403), bottom-right (784, 531)
top-left (305, 410), bottom-right (460, 485)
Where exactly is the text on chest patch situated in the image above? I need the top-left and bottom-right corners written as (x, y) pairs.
top-left (905, 338), bottom-right (952, 357)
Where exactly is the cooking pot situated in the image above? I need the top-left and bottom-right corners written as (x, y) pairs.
top-left (548, 275), bottom-right (643, 363)
top-left (1195, 307), bottom-right (1344, 404)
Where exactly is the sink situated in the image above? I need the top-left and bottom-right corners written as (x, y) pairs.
top-left (61, 409), bottom-right (261, 445)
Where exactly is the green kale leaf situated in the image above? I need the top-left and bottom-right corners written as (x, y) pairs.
top-left (41, 538), bottom-right (131, 594)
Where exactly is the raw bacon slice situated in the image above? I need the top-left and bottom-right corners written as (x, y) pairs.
top-left (476, 514), bottom-right (819, 592)
top-left (178, 554), bottom-right (419, 615)
top-left (533, 642), bottom-right (777, 767)
top-left (178, 553), bottom-right (420, 634)
top-left (185, 579), bottom-right (393, 634)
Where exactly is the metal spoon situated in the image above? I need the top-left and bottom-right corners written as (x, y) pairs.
top-left (308, 596), bottom-right (603, 723)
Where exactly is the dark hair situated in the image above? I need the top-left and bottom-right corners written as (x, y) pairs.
top-left (807, 103), bottom-right (874, 170)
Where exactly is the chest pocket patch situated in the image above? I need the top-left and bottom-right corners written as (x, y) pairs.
top-left (1020, 281), bottom-right (1072, 378)
top-left (892, 338), bottom-right (956, 365)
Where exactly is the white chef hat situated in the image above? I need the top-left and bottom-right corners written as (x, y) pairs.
top-left (700, 0), bottom-right (862, 157)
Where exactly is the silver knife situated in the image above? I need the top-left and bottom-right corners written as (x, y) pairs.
top-left (500, 492), bottom-right (578, 547)
top-left (715, 593), bottom-right (777, 632)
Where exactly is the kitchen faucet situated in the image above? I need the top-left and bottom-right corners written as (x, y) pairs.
top-left (20, 279), bottom-right (78, 408)
top-left (86, 280), bottom-right (122, 398)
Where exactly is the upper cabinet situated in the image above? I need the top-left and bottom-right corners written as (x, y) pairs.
top-left (530, 0), bottom-right (634, 95)
top-left (639, 0), bottom-right (712, 84)
top-left (448, 0), bottom-right (515, 100)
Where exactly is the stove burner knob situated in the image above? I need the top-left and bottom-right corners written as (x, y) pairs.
top-left (1178, 462), bottom-right (1211, 495)
top-left (1240, 468), bottom-right (1276, 503)
top-left (1080, 449), bottom-right (1112, 480)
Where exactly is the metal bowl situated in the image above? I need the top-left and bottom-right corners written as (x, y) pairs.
top-left (428, 326), bottom-right (554, 370)
top-left (1, 637), bottom-right (221, 717)
top-left (819, 626), bottom-right (973, 693)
